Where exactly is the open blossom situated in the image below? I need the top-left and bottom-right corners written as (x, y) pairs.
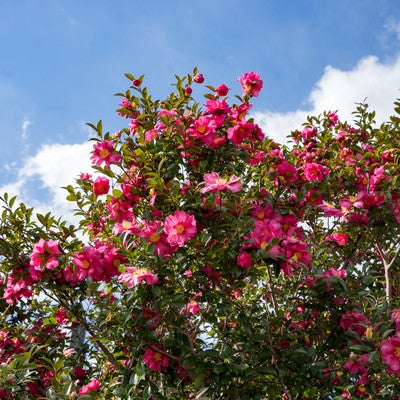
top-left (238, 71), bottom-right (263, 97)
top-left (227, 120), bottom-right (257, 145)
top-left (90, 140), bottom-right (121, 168)
top-left (93, 176), bottom-right (110, 196)
top-left (78, 378), bottom-right (101, 396)
top-left (3, 273), bottom-right (33, 304)
top-left (340, 311), bottom-right (370, 336)
top-left (164, 210), bottom-right (197, 247)
top-left (30, 239), bottom-right (61, 272)
top-left (200, 172), bottom-right (242, 194)
top-left (325, 232), bottom-right (348, 246)
top-left (143, 347), bottom-right (169, 371)
top-left (119, 267), bottom-right (158, 288)
top-left (303, 162), bottom-right (329, 182)
top-left (381, 336), bottom-right (400, 376)
top-left (187, 116), bottom-right (217, 140)
top-left (237, 252), bottom-right (252, 269)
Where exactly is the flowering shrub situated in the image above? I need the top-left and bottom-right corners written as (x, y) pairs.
top-left (1, 68), bottom-right (400, 399)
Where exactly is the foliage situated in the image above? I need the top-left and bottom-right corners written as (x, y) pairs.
top-left (1, 68), bottom-right (400, 399)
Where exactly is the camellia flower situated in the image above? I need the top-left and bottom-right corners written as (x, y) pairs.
top-left (227, 120), bottom-right (257, 145)
top-left (215, 83), bottom-right (229, 97)
top-left (78, 378), bottom-right (101, 396)
top-left (93, 176), bottom-right (110, 196)
top-left (340, 311), bottom-right (371, 337)
top-left (238, 71), bottom-right (263, 97)
top-left (193, 73), bottom-right (204, 83)
top-left (381, 336), bottom-right (400, 376)
top-left (237, 252), bottom-right (252, 269)
top-left (303, 162), bottom-right (329, 182)
top-left (119, 267), bottom-right (158, 288)
top-left (143, 346), bottom-right (169, 372)
top-left (325, 232), bottom-right (348, 246)
top-left (200, 172), bottom-right (242, 194)
top-left (90, 140), bottom-right (121, 168)
top-left (30, 239), bottom-right (62, 271)
top-left (164, 210), bottom-right (197, 247)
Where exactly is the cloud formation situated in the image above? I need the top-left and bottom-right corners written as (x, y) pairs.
top-left (255, 54), bottom-right (400, 143)
top-left (1, 142), bottom-right (92, 222)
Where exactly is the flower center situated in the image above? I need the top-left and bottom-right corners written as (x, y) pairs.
top-left (150, 232), bottom-right (160, 243)
top-left (175, 224), bottom-right (185, 234)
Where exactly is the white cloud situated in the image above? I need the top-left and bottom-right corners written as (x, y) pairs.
top-left (21, 118), bottom-right (31, 140)
top-left (0, 142), bottom-right (93, 223)
top-left (255, 54), bottom-right (400, 143)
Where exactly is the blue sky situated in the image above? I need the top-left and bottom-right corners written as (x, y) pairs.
top-left (1, 0), bottom-right (400, 219)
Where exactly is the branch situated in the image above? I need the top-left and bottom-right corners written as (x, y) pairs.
top-left (376, 242), bottom-right (400, 313)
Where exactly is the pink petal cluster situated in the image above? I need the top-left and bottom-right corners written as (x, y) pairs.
top-left (381, 336), bottom-right (400, 376)
top-left (340, 311), bottom-right (370, 337)
top-left (118, 267), bottom-right (159, 288)
top-left (237, 252), bottom-right (252, 269)
top-left (66, 242), bottom-right (125, 284)
top-left (91, 140), bottom-right (121, 168)
top-left (238, 72), bottom-right (263, 97)
top-left (303, 162), bottom-right (329, 182)
top-left (30, 239), bottom-right (62, 279)
top-left (78, 378), bottom-right (101, 396)
top-left (143, 347), bottom-right (169, 372)
top-left (3, 270), bottom-right (34, 304)
top-left (93, 176), bottom-right (110, 196)
top-left (325, 232), bottom-right (348, 246)
top-left (164, 210), bottom-right (197, 247)
top-left (200, 172), bottom-right (242, 194)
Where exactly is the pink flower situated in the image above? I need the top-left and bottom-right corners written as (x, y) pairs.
top-left (140, 220), bottom-right (178, 258)
top-left (78, 378), bottom-right (101, 396)
top-left (200, 172), bottom-right (242, 194)
top-left (326, 233), bottom-right (348, 246)
top-left (215, 84), bottom-right (229, 97)
top-left (3, 275), bottom-right (33, 304)
top-left (381, 336), bottom-right (400, 376)
top-left (327, 112), bottom-right (338, 127)
top-left (340, 311), bottom-right (370, 336)
top-left (204, 99), bottom-right (231, 115)
top-left (276, 160), bottom-right (299, 183)
top-left (238, 72), bottom-right (263, 97)
top-left (164, 211), bottom-right (197, 247)
top-left (118, 267), bottom-right (159, 288)
top-left (93, 176), bottom-right (110, 196)
top-left (182, 300), bottom-right (200, 315)
top-left (143, 347), bottom-right (169, 371)
top-left (187, 116), bottom-right (217, 141)
top-left (91, 140), bottom-right (121, 168)
top-left (237, 252), bottom-right (252, 269)
top-left (184, 86), bottom-right (192, 96)
top-left (30, 239), bottom-right (61, 272)
top-left (303, 163), bottom-right (329, 182)
top-left (194, 73), bottom-right (204, 83)
top-left (55, 308), bottom-right (68, 324)
top-left (227, 120), bottom-right (257, 145)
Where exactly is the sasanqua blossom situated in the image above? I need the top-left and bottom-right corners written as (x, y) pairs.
top-left (200, 172), bottom-right (242, 194)
top-left (118, 267), bottom-right (159, 288)
top-left (164, 210), bottom-right (197, 247)
top-left (30, 239), bottom-right (62, 272)
top-left (90, 140), bottom-right (121, 168)
top-left (238, 71), bottom-right (263, 97)
top-left (143, 347), bottom-right (169, 372)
